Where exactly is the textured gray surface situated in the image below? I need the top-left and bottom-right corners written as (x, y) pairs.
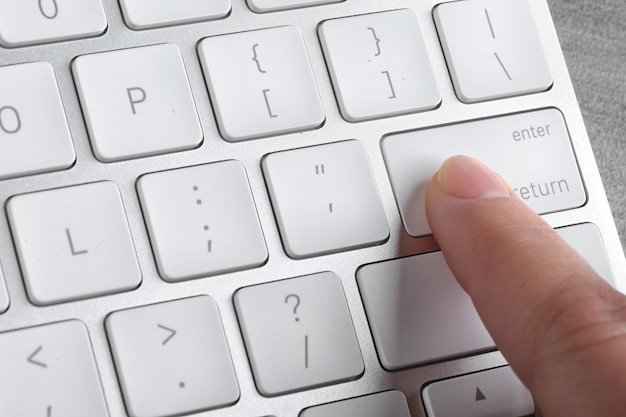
top-left (550, 0), bottom-right (626, 249)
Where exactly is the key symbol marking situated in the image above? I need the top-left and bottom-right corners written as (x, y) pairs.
top-left (285, 294), bottom-right (301, 322)
top-left (28, 345), bottom-right (47, 368)
top-left (367, 27), bottom-right (382, 57)
top-left (262, 89), bottom-right (278, 118)
top-left (484, 9), bottom-right (496, 38)
top-left (381, 70), bottom-right (397, 99)
top-left (305, 335), bottom-right (309, 369)
top-left (493, 52), bottom-right (512, 80)
top-left (157, 324), bottom-right (177, 346)
top-left (476, 387), bottom-right (487, 401)
top-left (252, 44), bottom-right (267, 73)
top-left (66, 228), bottom-right (88, 256)
top-left (484, 8), bottom-right (513, 81)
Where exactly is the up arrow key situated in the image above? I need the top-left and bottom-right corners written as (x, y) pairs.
top-left (475, 387), bottom-right (486, 401)
top-left (422, 366), bottom-right (534, 417)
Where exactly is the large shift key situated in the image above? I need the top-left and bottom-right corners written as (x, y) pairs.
top-left (382, 109), bottom-right (585, 237)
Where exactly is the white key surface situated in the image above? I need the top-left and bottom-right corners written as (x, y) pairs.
top-left (557, 223), bottom-right (614, 285)
top-left (382, 109), bottom-right (585, 237)
top-left (198, 26), bottom-right (325, 142)
top-left (73, 44), bottom-right (203, 162)
top-left (106, 296), bottom-right (240, 417)
top-left (262, 140), bottom-right (389, 258)
top-left (7, 181), bottom-right (142, 305)
top-left (301, 390), bottom-right (411, 417)
top-left (119, 0), bottom-right (231, 30)
top-left (434, 0), bottom-right (552, 103)
top-left (319, 9), bottom-right (440, 122)
top-left (0, 0), bottom-right (107, 47)
top-left (358, 222), bottom-right (614, 371)
top-left (422, 366), bottom-right (534, 417)
top-left (247, 0), bottom-right (343, 13)
top-left (357, 252), bottom-right (495, 370)
top-left (0, 320), bottom-right (108, 417)
top-left (0, 263), bottom-right (8, 313)
top-left (0, 62), bottom-right (75, 180)
top-left (137, 161), bottom-right (268, 282)
top-left (234, 272), bottom-right (364, 396)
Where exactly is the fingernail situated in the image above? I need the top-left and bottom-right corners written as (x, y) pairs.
top-left (437, 155), bottom-right (510, 199)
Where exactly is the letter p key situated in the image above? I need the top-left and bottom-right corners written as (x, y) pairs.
top-left (127, 87), bottom-right (147, 115)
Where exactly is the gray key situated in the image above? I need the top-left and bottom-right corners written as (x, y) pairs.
top-left (0, 320), bottom-right (108, 417)
top-left (234, 272), bottom-right (364, 396)
top-left (301, 390), bottom-right (411, 417)
top-left (358, 252), bottom-right (494, 370)
top-left (0, 263), bottom-right (8, 313)
top-left (106, 296), bottom-right (240, 417)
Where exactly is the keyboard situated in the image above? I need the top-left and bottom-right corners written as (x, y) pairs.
top-left (1, 0), bottom-right (624, 416)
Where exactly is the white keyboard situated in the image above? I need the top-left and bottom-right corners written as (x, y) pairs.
top-left (1, 1), bottom-right (625, 417)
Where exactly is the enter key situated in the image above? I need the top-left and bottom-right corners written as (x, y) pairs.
top-left (382, 108), bottom-right (585, 237)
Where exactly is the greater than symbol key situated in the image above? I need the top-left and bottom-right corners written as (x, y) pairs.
top-left (157, 324), bottom-right (177, 346)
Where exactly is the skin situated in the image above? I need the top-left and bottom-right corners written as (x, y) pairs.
top-left (424, 155), bottom-right (626, 416)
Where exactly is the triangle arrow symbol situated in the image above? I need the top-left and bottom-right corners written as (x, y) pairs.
top-left (475, 387), bottom-right (486, 401)
top-left (157, 324), bottom-right (177, 346)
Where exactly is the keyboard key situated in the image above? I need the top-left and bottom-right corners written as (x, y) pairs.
top-left (434, 0), bottom-right (552, 103)
top-left (301, 390), bottom-right (411, 417)
top-left (73, 44), bottom-right (203, 162)
top-left (422, 366), bottom-right (534, 417)
top-left (119, 0), bottom-right (231, 30)
top-left (247, 0), bottom-right (344, 13)
top-left (7, 181), bottom-right (142, 306)
top-left (137, 160), bottom-right (268, 282)
top-left (234, 272), bottom-right (364, 396)
top-left (0, 263), bottom-right (8, 313)
top-left (357, 222), bottom-right (614, 371)
top-left (0, 62), bottom-right (75, 180)
top-left (198, 26), bottom-right (325, 142)
top-left (382, 109), bottom-right (586, 237)
top-left (262, 140), bottom-right (389, 259)
top-left (0, 0), bottom-right (107, 48)
top-left (106, 296), bottom-right (240, 417)
top-left (557, 223), bottom-right (614, 285)
top-left (319, 9), bottom-right (441, 122)
top-left (0, 320), bottom-right (108, 417)
top-left (357, 252), bottom-right (495, 370)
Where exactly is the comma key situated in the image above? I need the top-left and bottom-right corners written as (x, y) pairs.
top-left (382, 108), bottom-right (586, 237)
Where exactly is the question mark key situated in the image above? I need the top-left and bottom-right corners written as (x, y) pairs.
top-left (234, 271), bottom-right (364, 396)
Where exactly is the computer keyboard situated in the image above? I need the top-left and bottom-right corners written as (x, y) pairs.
top-left (0, 1), bottom-right (625, 416)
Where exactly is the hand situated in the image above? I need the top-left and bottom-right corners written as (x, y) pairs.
top-left (425, 155), bottom-right (626, 416)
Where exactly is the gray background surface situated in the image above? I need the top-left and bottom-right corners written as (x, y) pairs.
top-left (550, 0), bottom-right (626, 249)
